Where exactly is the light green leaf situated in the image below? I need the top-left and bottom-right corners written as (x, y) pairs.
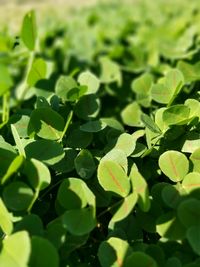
top-left (156, 212), bottom-right (186, 240)
top-left (11, 124), bottom-right (26, 157)
top-left (131, 72), bottom-right (153, 107)
top-left (190, 148), bottom-right (200, 172)
top-left (78, 70), bottom-right (100, 94)
top-left (130, 164), bottom-right (150, 212)
top-left (1, 155), bottom-right (24, 184)
top-left (177, 60), bottom-right (200, 83)
top-left (27, 58), bottom-right (47, 86)
top-left (182, 172), bottom-right (200, 194)
top-left (121, 102), bottom-right (142, 127)
top-left (0, 198), bottom-right (13, 235)
top-left (0, 64), bottom-right (13, 96)
top-left (159, 150), bottom-right (189, 182)
top-left (0, 231), bottom-right (31, 267)
top-left (21, 10), bottom-right (37, 51)
top-left (111, 192), bottom-right (138, 222)
top-left (98, 237), bottom-right (132, 267)
top-left (162, 104), bottom-right (190, 126)
top-left (141, 113), bottom-right (162, 134)
top-left (98, 160), bottom-right (130, 198)
top-left (100, 57), bottom-right (122, 86)
top-left (113, 133), bottom-right (136, 157)
top-left (151, 69), bottom-right (184, 104)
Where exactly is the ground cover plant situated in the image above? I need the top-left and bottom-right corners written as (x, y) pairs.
top-left (1, 0), bottom-right (200, 266)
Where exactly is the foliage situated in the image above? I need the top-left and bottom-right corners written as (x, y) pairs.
top-left (1, 0), bottom-right (200, 266)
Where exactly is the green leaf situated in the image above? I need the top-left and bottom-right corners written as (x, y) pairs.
top-left (66, 127), bottom-right (93, 148)
top-left (74, 95), bottom-right (100, 120)
top-left (21, 10), bottom-right (37, 51)
top-left (23, 158), bottom-right (51, 190)
top-left (161, 184), bottom-right (181, 209)
top-left (57, 178), bottom-right (87, 210)
top-left (178, 198), bottom-right (200, 227)
top-left (130, 164), bottom-right (150, 212)
top-left (151, 83), bottom-right (171, 104)
top-left (101, 149), bottom-right (128, 173)
top-left (80, 120), bottom-right (107, 132)
top-left (55, 75), bottom-right (78, 102)
top-left (0, 141), bottom-right (17, 178)
top-left (190, 148), bottom-right (200, 172)
top-left (98, 237), bottom-right (132, 267)
top-left (9, 115), bottom-right (30, 138)
top-left (162, 105), bottom-right (190, 126)
top-left (182, 172), bottom-right (200, 194)
top-left (0, 64), bottom-right (13, 96)
top-left (3, 181), bottom-right (34, 211)
top-left (78, 70), bottom-right (100, 94)
top-left (1, 155), bottom-right (24, 184)
top-left (28, 108), bottom-right (65, 140)
top-left (25, 140), bottom-right (65, 165)
top-left (181, 132), bottom-right (200, 153)
top-left (11, 124), bottom-right (26, 157)
top-left (29, 236), bottom-right (59, 267)
top-left (131, 72), bottom-right (153, 107)
top-left (158, 150), bottom-right (189, 182)
top-left (14, 214), bottom-right (43, 236)
top-left (124, 252), bottom-right (158, 267)
top-left (111, 192), bottom-right (138, 222)
top-left (177, 60), bottom-right (200, 83)
top-left (186, 226), bottom-right (200, 256)
top-left (62, 207), bottom-right (96, 235)
top-left (98, 160), bottom-right (130, 198)
top-left (141, 113), bottom-right (162, 134)
top-left (121, 102), bottom-right (142, 127)
top-left (164, 257), bottom-right (182, 267)
top-left (27, 58), bottom-right (47, 86)
top-left (0, 231), bottom-right (31, 267)
top-left (100, 57), bottom-right (122, 86)
top-left (0, 198), bottom-right (13, 235)
top-left (156, 212), bottom-right (186, 240)
top-left (155, 108), bottom-right (168, 132)
top-left (74, 149), bottom-right (96, 179)
top-left (151, 69), bottom-right (184, 104)
top-left (113, 133), bottom-right (136, 157)
top-left (185, 98), bottom-right (200, 119)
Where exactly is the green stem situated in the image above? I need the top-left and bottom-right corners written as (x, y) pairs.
top-left (38, 178), bottom-right (65, 201)
top-left (17, 51), bottom-right (35, 105)
top-left (0, 92), bottom-right (10, 129)
top-left (58, 110), bottom-right (73, 143)
top-left (97, 199), bottom-right (123, 219)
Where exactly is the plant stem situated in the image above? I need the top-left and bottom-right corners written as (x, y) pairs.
top-left (97, 199), bottom-right (123, 219)
top-left (58, 110), bottom-right (73, 143)
top-left (0, 92), bottom-right (10, 129)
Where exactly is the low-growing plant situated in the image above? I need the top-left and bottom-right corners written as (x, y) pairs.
top-left (1, 0), bottom-right (200, 266)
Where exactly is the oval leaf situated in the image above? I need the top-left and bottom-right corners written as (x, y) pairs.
top-left (159, 150), bottom-right (189, 182)
top-left (98, 160), bottom-right (130, 198)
